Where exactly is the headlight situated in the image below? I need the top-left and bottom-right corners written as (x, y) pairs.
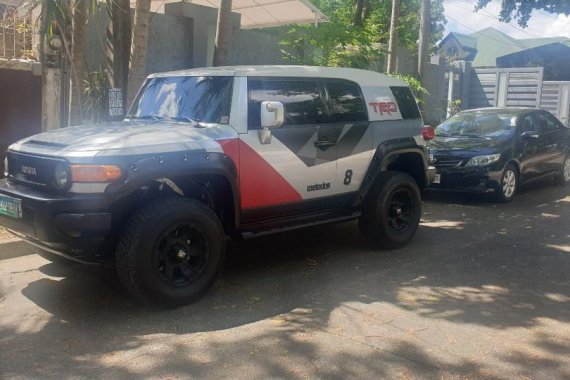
top-left (54, 163), bottom-right (70, 189)
top-left (3, 157), bottom-right (8, 177)
top-left (466, 154), bottom-right (501, 167)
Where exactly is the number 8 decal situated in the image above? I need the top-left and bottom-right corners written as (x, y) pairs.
top-left (344, 169), bottom-right (353, 185)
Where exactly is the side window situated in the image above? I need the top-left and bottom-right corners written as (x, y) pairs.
top-left (390, 86), bottom-right (421, 120)
top-left (248, 78), bottom-right (326, 129)
top-left (538, 112), bottom-right (561, 132)
top-left (520, 114), bottom-right (537, 133)
top-left (325, 79), bottom-right (367, 123)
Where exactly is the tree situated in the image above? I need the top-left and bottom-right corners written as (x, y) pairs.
top-left (280, 0), bottom-right (446, 70)
top-left (127, 0), bottom-right (152, 105)
top-left (386, 0), bottom-right (400, 73)
top-left (476, 0), bottom-right (570, 27)
top-left (213, 0), bottom-right (233, 66)
top-left (106, 0), bottom-right (131, 114)
top-left (417, 0), bottom-right (430, 78)
top-left (69, 0), bottom-right (87, 125)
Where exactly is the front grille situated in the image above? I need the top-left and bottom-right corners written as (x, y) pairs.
top-left (434, 159), bottom-right (464, 168)
top-left (7, 151), bottom-right (67, 190)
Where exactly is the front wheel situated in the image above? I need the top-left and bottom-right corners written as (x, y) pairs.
top-left (359, 171), bottom-right (422, 249)
top-left (115, 197), bottom-right (226, 307)
top-left (494, 164), bottom-right (518, 203)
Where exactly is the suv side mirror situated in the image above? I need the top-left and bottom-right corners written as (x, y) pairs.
top-left (259, 101), bottom-right (284, 144)
top-left (521, 131), bottom-right (539, 140)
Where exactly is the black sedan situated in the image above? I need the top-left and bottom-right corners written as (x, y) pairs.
top-left (428, 108), bottom-right (570, 202)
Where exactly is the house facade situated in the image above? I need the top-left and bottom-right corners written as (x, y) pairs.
top-left (439, 27), bottom-right (570, 80)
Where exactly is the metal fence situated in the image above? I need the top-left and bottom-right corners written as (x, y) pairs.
top-left (0, 5), bottom-right (35, 60)
top-left (540, 81), bottom-right (570, 126)
top-left (467, 67), bottom-right (544, 109)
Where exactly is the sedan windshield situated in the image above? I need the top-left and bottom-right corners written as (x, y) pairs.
top-left (129, 76), bottom-right (233, 124)
top-left (436, 111), bottom-right (518, 139)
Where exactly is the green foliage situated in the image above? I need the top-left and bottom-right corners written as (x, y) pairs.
top-left (280, 0), bottom-right (447, 69)
top-left (476, 0), bottom-right (570, 27)
top-left (388, 74), bottom-right (429, 104)
top-left (448, 99), bottom-right (462, 116)
top-left (83, 68), bottom-right (109, 123)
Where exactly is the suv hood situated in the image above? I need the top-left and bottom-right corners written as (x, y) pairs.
top-left (9, 120), bottom-right (237, 157)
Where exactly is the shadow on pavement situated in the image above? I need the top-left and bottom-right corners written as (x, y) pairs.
top-left (1, 183), bottom-right (570, 378)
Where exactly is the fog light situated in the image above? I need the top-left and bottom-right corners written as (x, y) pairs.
top-left (54, 163), bottom-right (69, 189)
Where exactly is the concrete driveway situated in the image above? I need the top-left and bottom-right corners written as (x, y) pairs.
top-left (1, 182), bottom-right (570, 379)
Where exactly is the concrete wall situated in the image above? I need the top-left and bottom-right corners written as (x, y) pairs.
top-left (85, 4), bottom-right (192, 74)
top-left (165, 2), bottom-right (241, 68)
top-left (230, 29), bottom-right (288, 65)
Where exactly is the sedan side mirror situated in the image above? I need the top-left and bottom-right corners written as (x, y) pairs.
top-left (521, 131), bottom-right (540, 140)
top-left (259, 101), bottom-right (284, 144)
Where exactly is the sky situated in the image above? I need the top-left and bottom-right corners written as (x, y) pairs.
top-left (444, 0), bottom-right (570, 39)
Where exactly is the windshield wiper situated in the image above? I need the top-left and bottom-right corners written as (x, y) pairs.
top-left (128, 115), bottom-right (162, 121)
top-left (172, 116), bottom-right (205, 127)
top-left (435, 132), bottom-right (451, 137)
top-left (457, 134), bottom-right (491, 140)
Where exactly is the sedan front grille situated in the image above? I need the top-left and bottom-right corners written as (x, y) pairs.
top-left (434, 159), bottom-right (464, 168)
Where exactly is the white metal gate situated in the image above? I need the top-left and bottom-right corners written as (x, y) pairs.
top-left (541, 81), bottom-right (570, 126)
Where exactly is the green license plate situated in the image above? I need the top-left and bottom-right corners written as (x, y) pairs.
top-left (0, 194), bottom-right (22, 219)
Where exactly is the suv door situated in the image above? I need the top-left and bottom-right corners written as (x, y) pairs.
top-left (322, 79), bottom-right (372, 193)
top-left (238, 77), bottom-right (337, 213)
top-left (536, 111), bottom-right (569, 175)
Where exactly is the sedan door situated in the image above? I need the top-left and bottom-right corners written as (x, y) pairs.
top-left (517, 113), bottom-right (545, 182)
top-left (536, 111), bottom-right (569, 175)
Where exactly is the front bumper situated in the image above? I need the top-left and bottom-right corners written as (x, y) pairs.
top-left (0, 179), bottom-right (113, 263)
top-left (428, 165), bottom-right (503, 193)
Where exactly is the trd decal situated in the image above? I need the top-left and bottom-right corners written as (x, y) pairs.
top-left (306, 182), bottom-right (331, 192)
top-left (368, 101), bottom-right (398, 115)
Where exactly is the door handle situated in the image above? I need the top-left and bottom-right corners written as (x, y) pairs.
top-left (314, 138), bottom-right (337, 149)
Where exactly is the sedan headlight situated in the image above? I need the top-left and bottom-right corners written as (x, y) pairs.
top-left (466, 154), bottom-right (501, 167)
top-left (54, 163), bottom-right (70, 189)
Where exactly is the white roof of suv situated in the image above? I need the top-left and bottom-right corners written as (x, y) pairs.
top-left (149, 65), bottom-right (407, 87)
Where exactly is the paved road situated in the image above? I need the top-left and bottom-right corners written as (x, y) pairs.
top-left (1, 182), bottom-right (570, 379)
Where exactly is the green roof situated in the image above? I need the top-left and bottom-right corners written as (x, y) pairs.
top-left (442, 27), bottom-right (570, 67)
top-left (450, 32), bottom-right (476, 50)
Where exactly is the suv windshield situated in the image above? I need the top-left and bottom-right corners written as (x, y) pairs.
top-left (436, 111), bottom-right (518, 139)
top-left (129, 76), bottom-right (233, 124)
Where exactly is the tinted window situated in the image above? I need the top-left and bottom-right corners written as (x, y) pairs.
top-left (248, 78), bottom-right (326, 128)
top-left (131, 76), bottom-right (233, 123)
top-left (390, 86), bottom-right (421, 120)
top-left (325, 79), bottom-right (367, 123)
top-left (520, 114), bottom-right (537, 133)
top-left (538, 112), bottom-right (561, 132)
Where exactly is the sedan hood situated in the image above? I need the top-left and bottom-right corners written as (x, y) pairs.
top-left (9, 120), bottom-right (237, 157)
top-left (429, 136), bottom-right (509, 156)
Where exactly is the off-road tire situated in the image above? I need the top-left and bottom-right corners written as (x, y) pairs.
top-left (116, 196), bottom-right (225, 307)
top-left (359, 171), bottom-right (422, 249)
top-left (556, 154), bottom-right (570, 186)
top-left (494, 163), bottom-right (518, 203)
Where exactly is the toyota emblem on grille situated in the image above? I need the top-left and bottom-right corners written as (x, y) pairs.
top-left (21, 165), bottom-right (37, 176)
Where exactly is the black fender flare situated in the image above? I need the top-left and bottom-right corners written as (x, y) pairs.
top-left (106, 151), bottom-right (241, 229)
top-left (357, 137), bottom-right (428, 203)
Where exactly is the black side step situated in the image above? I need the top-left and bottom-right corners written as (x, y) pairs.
top-left (240, 211), bottom-right (361, 239)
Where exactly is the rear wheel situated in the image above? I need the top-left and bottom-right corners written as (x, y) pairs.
top-left (494, 163), bottom-right (518, 203)
top-left (359, 171), bottom-right (422, 249)
top-left (556, 155), bottom-right (570, 185)
top-left (116, 197), bottom-right (225, 307)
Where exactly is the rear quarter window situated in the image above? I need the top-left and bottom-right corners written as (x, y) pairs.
top-left (324, 79), bottom-right (367, 123)
top-left (390, 86), bottom-right (421, 120)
